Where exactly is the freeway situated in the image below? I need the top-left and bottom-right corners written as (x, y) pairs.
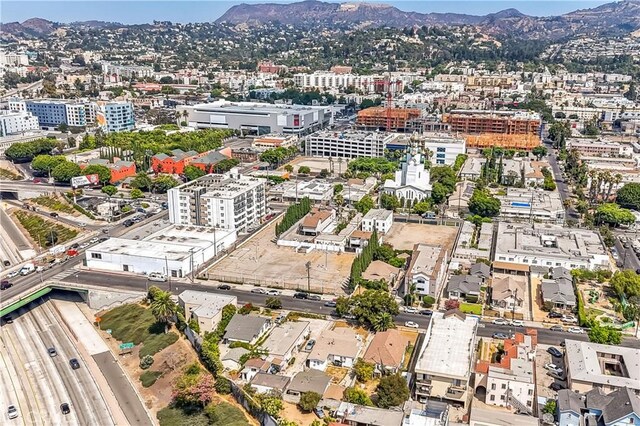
top-left (0, 299), bottom-right (113, 425)
top-left (55, 269), bottom-right (639, 349)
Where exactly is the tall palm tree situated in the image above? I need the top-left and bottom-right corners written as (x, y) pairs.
top-left (609, 174), bottom-right (623, 201)
top-left (371, 312), bottom-right (394, 332)
top-left (151, 291), bottom-right (176, 332)
top-left (587, 169), bottom-right (598, 203)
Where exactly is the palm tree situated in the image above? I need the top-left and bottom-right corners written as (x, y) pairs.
top-left (371, 312), bottom-right (394, 332)
top-left (608, 174), bottom-right (623, 201)
top-left (151, 291), bottom-right (176, 332)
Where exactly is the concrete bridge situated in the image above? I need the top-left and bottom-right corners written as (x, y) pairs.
top-left (0, 180), bottom-right (60, 200)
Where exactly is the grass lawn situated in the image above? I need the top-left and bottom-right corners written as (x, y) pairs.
top-left (157, 402), bottom-right (249, 426)
top-left (459, 302), bottom-right (483, 315)
top-left (32, 195), bottom-right (76, 214)
top-left (140, 370), bottom-right (163, 387)
top-left (14, 211), bottom-right (78, 248)
top-left (100, 303), bottom-right (178, 358)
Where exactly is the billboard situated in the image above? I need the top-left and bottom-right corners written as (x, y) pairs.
top-left (71, 174), bottom-right (100, 188)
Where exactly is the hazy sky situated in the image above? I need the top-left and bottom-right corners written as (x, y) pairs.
top-left (1, 0), bottom-right (614, 24)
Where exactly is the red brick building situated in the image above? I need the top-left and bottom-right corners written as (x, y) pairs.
top-left (151, 148), bottom-right (232, 174)
top-left (81, 158), bottom-right (137, 184)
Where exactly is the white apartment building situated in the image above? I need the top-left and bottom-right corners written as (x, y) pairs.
top-left (567, 138), bottom-right (633, 158)
top-left (406, 243), bottom-right (448, 298)
top-left (0, 51), bottom-right (29, 66)
top-left (497, 188), bottom-right (565, 224)
top-left (293, 71), bottom-right (420, 95)
top-left (0, 110), bottom-right (39, 137)
top-left (168, 168), bottom-right (266, 232)
top-left (360, 209), bottom-right (393, 234)
top-left (305, 130), bottom-right (397, 159)
top-left (420, 133), bottom-right (467, 166)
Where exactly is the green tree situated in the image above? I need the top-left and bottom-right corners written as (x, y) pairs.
top-left (380, 193), bottom-right (400, 211)
top-left (616, 183), bottom-right (640, 210)
top-left (431, 182), bottom-right (448, 205)
top-left (51, 161), bottom-right (82, 183)
top-left (543, 175), bottom-right (556, 191)
top-left (131, 172), bottom-right (153, 191)
top-left (265, 297), bottom-right (282, 309)
top-left (152, 175), bottom-right (179, 193)
top-left (588, 324), bottom-right (622, 345)
top-left (343, 387), bottom-right (373, 406)
top-left (595, 203), bottom-right (635, 227)
top-left (355, 194), bottom-right (375, 215)
top-left (542, 400), bottom-right (557, 415)
top-left (298, 391), bottom-right (322, 412)
top-left (375, 374), bottom-right (409, 408)
top-left (101, 185), bottom-right (118, 197)
top-left (5, 139), bottom-right (56, 162)
top-left (430, 166), bottom-right (457, 194)
top-left (412, 200), bottom-right (432, 215)
top-left (610, 270), bottom-right (640, 298)
top-left (468, 189), bottom-right (501, 217)
top-left (184, 165), bottom-right (206, 181)
top-left (298, 165), bottom-right (311, 174)
top-left (150, 290), bottom-right (176, 331)
top-left (284, 164), bottom-right (294, 173)
top-left (353, 358), bottom-right (375, 382)
top-left (532, 146), bottom-right (548, 160)
top-left (31, 155), bottom-right (67, 175)
top-left (256, 392), bottom-right (283, 418)
top-left (83, 164), bottom-right (112, 185)
top-left (348, 290), bottom-right (399, 331)
top-left (130, 188), bottom-right (144, 199)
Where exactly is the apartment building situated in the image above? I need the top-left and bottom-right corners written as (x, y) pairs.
top-left (497, 188), bottom-right (565, 224)
top-left (102, 101), bottom-right (135, 132)
top-left (9, 98), bottom-right (97, 129)
top-left (443, 110), bottom-right (541, 137)
top-left (450, 221), bottom-right (494, 270)
top-left (305, 130), bottom-right (398, 159)
top-left (405, 243), bottom-right (448, 297)
top-left (293, 71), bottom-right (419, 95)
top-left (566, 138), bottom-right (633, 158)
top-left (414, 310), bottom-right (478, 408)
top-left (360, 209), bottom-right (393, 234)
top-left (0, 110), bottom-right (39, 137)
top-left (167, 168), bottom-right (266, 232)
top-left (355, 107), bottom-right (421, 132)
top-left (419, 133), bottom-right (467, 166)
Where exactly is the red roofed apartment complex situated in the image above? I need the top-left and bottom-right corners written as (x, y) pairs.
top-left (151, 148), bottom-right (232, 174)
top-left (81, 158), bottom-right (137, 184)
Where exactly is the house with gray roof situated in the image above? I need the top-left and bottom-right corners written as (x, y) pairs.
top-left (557, 387), bottom-right (640, 426)
top-left (261, 321), bottom-right (310, 368)
top-left (223, 314), bottom-right (271, 345)
top-left (446, 275), bottom-right (482, 300)
top-left (221, 347), bottom-right (249, 371)
top-left (250, 373), bottom-right (291, 394)
top-left (284, 369), bottom-right (331, 404)
top-left (541, 276), bottom-right (576, 310)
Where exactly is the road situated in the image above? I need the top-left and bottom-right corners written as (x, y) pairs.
top-left (50, 269), bottom-right (638, 349)
top-left (0, 299), bottom-right (113, 425)
top-left (546, 144), bottom-right (579, 221)
top-left (0, 80), bottom-right (43, 100)
top-left (613, 236), bottom-right (640, 272)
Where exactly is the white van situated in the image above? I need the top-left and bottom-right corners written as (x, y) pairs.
top-left (20, 263), bottom-right (35, 275)
top-left (148, 272), bottom-right (167, 282)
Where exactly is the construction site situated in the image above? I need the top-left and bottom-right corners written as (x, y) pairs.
top-left (356, 107), bottom-right (422, 132)
top-left (464, 133), bottom-right (541, 150)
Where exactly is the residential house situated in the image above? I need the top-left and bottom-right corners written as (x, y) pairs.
top-left (541, 276), bottom-right (576, 310)
top-left (283, 369), bottom-right (331, 404)
top-left (221, 347), bottom-right (249, 371)
top-left (414, 310), bottom-right (478, 408)
top-left (363, 329), bottom-right (411, 374)
top-left (362, 260), bottom-right (401, 289)
top-left (178, 290), bottom-right (237, 334)
top-left (334, 402), bottom-right (405, 426)
top-left (402, 400), bottom-right (449, 426)
top-left (475, 331), bottom-right (537, 415)
top-left (447, 180), bottom-right (475, 217)
top-left (469, 262), bottom-right (491, 283)
top-left (459, 157), bottom-right (485, 180)
top-left (299, 208), bottom-right (335, 236)
top-left (361, 209), bottom-right (394, 234)
top-left (250, 373), bottom-right (291, 395)
top-left (308, 328), bottom-right (363, 371)
top-left (564, 340), bottom-right (640, 393)
top-left (469, 407), bottom-right (539, 426)
top-left (557, 387), bottom-right (640, 426)
top-left (261, 321), bottom-right (310, 368)
top-left (223, 314), bottom-right (271, 345)
top-left (523, 161), bottom-right (548, 186)
top-left (446, 275), bottom-right (482, 301)
top-left (490, 276), bottom-right (525, 311)
top-left (406, 243), bottom-right (448, 298)
top-left (239, 357), bottom-right (270, 382)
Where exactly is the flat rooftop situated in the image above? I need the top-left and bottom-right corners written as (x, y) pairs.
top-left (192, 100), bottom-right (327, 115)
top-left (261, 321), bottom-right (310, 357)
top-left (308, 129), bottom-right (397, 141)
top-left (178, 290), bottom-right (237, 319)
top-left (497, 188), bottom-right (564, 215)
top-left (362, 208), bottom-right (393, 221)
top-left (415, 311), bottom-right (477, 379)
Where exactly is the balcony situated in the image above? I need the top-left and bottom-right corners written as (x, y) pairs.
top-left (445, 385), bottom-right (467, 401)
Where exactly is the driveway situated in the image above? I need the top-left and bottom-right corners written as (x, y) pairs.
top-left (535, 344), bottom-right (567, 400)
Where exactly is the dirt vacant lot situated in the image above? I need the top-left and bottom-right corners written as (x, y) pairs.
top-left (207, 221), bottom-right (355, 295)
top-left (385, 222), bottom-right (458, 252)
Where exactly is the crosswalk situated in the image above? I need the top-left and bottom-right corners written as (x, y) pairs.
top-left (49, 270), bottom-right (75, 282)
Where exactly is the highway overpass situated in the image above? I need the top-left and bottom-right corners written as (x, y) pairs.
top-left (0, 180), bottom-right (59, 199)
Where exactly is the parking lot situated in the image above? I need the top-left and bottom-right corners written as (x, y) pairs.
top-left (0, 299), bottom-right (114, 425)
top-left (207, 221), bottom-right (355, 295)
top-left (535, 344), bottom-right (567, 399)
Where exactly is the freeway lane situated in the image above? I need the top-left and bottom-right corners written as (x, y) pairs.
top-left (60, 270), bottom-right (639, 348)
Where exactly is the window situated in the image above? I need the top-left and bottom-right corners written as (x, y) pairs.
top-left (500, 395), bottom-right (505, 401)
top-left (91, 253), bottom-right (102, 259)
top-left (491, 384), bottom-right (496, 390)
top-left (501, 384), bottom-right (506, 389)
top-left (528, 389), bottom-right (533, 396)
top-left (437, 147), bottom-right (446, 152)
top-left (490, 395), bottom-right (495, 401)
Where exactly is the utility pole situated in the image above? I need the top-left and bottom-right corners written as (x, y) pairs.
top-left (305, 261), bottom-right (311, 292)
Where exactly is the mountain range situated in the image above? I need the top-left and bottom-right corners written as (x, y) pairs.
top-left (3, 0), bottom-right (640, 40)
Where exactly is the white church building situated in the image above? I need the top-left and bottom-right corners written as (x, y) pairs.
top-left (383, 147), bottom-right (432, 203)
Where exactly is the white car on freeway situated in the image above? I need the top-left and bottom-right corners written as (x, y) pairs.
top-left (404, 321), bottom-right (419, 329)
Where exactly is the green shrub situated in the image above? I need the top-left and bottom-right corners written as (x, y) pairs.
top-left (140, 370), bottom-right (162, 387)
top-left (140, 355), bottom-right (154, 370)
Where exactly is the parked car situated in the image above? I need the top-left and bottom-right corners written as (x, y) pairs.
top-left (69, 358), bottom-right (80, 370)
top-left (123, 219), bottom-right (134, 227)
top-left (89, 238), bottom-right (99, 244)
top-left (305, 339), bottom-right (316, 351)
top-left (404, 321), bottom-right (419, 329)
top-left (50, 212), bottom-right (59, 217)
top-left (404, 306), bottom-right (419, 314)
top-left (148, 272), bottom-right (167, 282)
top-left (48, 347), bottom-right (57, 357)
top-left (293, 292), bottom-right (308, 299)
top-left (549, 370), bottom-right (566, 380)
top-left (549, 325), bottom-right (564, 332)
top-left (547, 347), bottom-right (563, 358)
top-left (275, 314), bottom-right (286, 324)
top-left (492, 318), bottom-right (509, 326)
top-left (217, 284), bottom-right (231, 290)
top-left (510, 320), bottom-right (524, 327)
top-left (60, 403), bottom-right (70, 415)
top-left (324, 301), bottom-right (337, 308)
top-left (549, 382), bottom-right (566, 391)
top-left (1, 281), bottom-right (13, 290)
top-left (544, 363), bottom-right (559, 371)
top-left (548, 311), bottom-right (563, 319)
top-left (492, 333), bottom-right (510, 339)
top-left (7, 405), bottom-right (18, 420)
top-left (567, 326), bottom-right (584, 334)
top-left (420, 310), bottom-right (433, 316)
top-left (70, 243), bottom-right (79, 249)
top-left (308, 294), bottom-right (321, 301)
top-left (267, 290), bottom-right (280, 296)
top-left (251, 288), bottom-right (266, 294)
top-left (561, 315), bottom-right (578, 324)
top-left (314, 407), bottom-right (325, 419)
